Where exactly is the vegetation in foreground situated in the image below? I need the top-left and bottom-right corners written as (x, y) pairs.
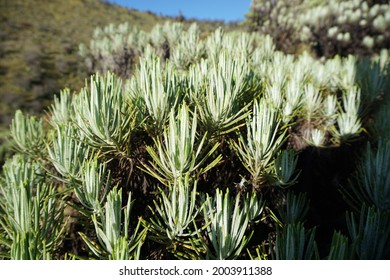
top-left (1, 1), bottom-right (390, 260)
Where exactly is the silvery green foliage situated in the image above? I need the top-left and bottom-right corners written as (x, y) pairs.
top-left (10, 110), bottom-right (45, 157)
top-left (193, 51), bottom-right (251, 137)
top-left (232, 99), bottom-right (285, 188)
top-left (79, 22), bottom-right (140, 77)
top-left (80, 21), bottom-right (367, 148)
top-left (202, 189), bottom-right (264, 260)
top-left (2, 21), bottom-right (383, 260)
top-left (1, 154), bottom-right (44, 192)
top-left (7, 183), bottom-right (63, 260)
top-left (49, 89), bottom-right (74, 127)
top-left (299, 0), bottom-right (390, 56)
top-left (246, 0), bottom-right (305, 52)
top-left (146, 175), bottom-right (202, 250)
top-left (73, 159), bottom-right (111, 213)
top-left (249, 47), bottom-right (365, 148)
top-left (0, 155), bottom-right (64, 259)
top-left (144, 104), bottom-right (222, 184)
top-left (170, 23), bottom-right (206, 69)
top-left (47, 125), bottom-right (92, 182)
top-left (127, 53), bottom-right (182, 134)
top-left (302, 84), bottom-right (322, 121)
top-left (80, 21), bottom-right (278, 78)
top-left (74, 72), bottom-right (136, 156)
top-left (335, 87), bottom-right (362, 142)
top-left (309, 128), bottom-right (326, 147)
top-left (80, 187), bottom-right (147, 260)
top-left (79, 22), bottom-right (206, 76)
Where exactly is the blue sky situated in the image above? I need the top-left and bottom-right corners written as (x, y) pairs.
top-left (107, 0), bottom-right (252, 22)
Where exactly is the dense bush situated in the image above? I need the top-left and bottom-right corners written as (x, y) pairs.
top-left (246, 0), bottom-right (390, 57)
top-left (78, 22), bottom-right (207, 77)
top-left (1, 22), bottom-right (390, 260)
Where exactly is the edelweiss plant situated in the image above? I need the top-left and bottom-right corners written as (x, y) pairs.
top-left (47, 125), bottom-right (92, 182)
top-left (334, 87), bottom-right (362, 142)
top-left (201, 189), bottom-right (264, 260)
top-left (1, 20), bottom-right (388, 260)
top-left (127, 53), bottom-right (182, 135)
top-left (80, 187), bottom-right (147, 260)
top-left (73, 159), bottom-right (111, 213)
top-left (143, 103), bottom-right (222, 184)
top-left (0, 156), bottom-right (65, 259)
top-left (74, 72), bottom-right (137, 157)
top-left (194, 52), bottom-right (252, 137)
top-left (49, 89), bottom-right (74, 127)
top-left (232, 99), bottom-right (286, 188)
top-left (144, 174), bottom-right (206, 259)
top-left (10, 110), bottom-right (45, 157)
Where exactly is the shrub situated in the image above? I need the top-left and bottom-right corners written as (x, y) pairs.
top-left (1, 21), bottom-right (389, 260)
top-left (246, 0), bottom-right (390, 57)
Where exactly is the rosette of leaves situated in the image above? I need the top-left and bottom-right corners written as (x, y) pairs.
top-left (346, 205), bottom-right (390, 259)
top-left (144, 175), bottom-right (206, 259)
top-left (47, 125), bottom-right (92, 183)
top-left (343, 140), bottom-right (390, 211)
top-left (143, 103), bottom-right (222, 184)
top-left (10, 110), bottom-right (46, 158)
top-left (192, 52), bottom-right (252, 138)
top-left (72, 159), bottom-right (112, 214)
top-left (272, 149), bottom-right (300, 187)
top-left (49, 89), bottom-right (74, 128)
top-left (200, 188), bottom-right (264, 260)
top-left (231, 99), bottom-right (287, 188)
top-left (0, 155), bottom-right (65, 259)
top-left (74, 72), bottom-right (137, 157)
top-left (80, 187), bottom-right (147, 260)
top-left (333, 87), bottom-right (362, 143)
top-left (271, 223), bottom-right (319, 260)
top-left (170, 23), bottom-right (206, 70)
top-left (127, 53), bottom-right (183, 135)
